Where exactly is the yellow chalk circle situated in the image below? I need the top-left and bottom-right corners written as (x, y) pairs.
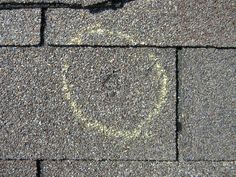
top-left (70, 23), bottom-right (142, 45)
top-left (61, 25), bottom-right (169, 140)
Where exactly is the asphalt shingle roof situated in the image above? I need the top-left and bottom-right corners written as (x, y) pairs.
top-left (0, 0), bottom-right (235, 176)
top-left (41, 161), bottom-right (236, 177)
top-left (0, 161), bottom-right (37, 177)
top-left (179, 48), bottom-right (236, 161)
top-left (0, 9), bottom-right (41, 45)
top-left (0, 47), bottom-right (176, 160)
top-left (46, 0), bottom-right (236, 46)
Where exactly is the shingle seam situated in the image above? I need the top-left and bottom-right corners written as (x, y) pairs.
top-left (39, 8), bottom-right (47, 46)
top-left (0, 159), bottom-right (235, 162)
top-left (0, 45), bottom-right (236, 49)
top-left (36, 160), bottom-right (42, 177)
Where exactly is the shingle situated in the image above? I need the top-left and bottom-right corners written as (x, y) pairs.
top-left (41, 161), bottom-right (101, 176)
top-left (0, 9), bottom-right (41, 45)
top-left (0, 47), bottom-right (175, 160)
top-left (82, 0), bottom-right (106, 6)
top-left (46, 0), bottom-right (236, 46)
top-left (0, 0), bottom-right (104, 5)
top-left (0, 47), bottom-right (103, 159)
top-left (99, 48), bottom-right (176, 160)
top-left (179, 49), bottom-right (236, 160)
top-left (0, 161), bottom-right (37, 177)
top-left (41, 161), bottom-right (236, 177)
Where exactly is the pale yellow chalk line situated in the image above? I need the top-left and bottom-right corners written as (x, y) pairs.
top-left (61, 24), bottom-right (169, 140)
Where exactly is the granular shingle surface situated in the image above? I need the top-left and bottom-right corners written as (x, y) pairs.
top-left (98, 48), bottom-right (176, 160)
top-left (0, 9), bottom-right (41, 45)
top-left (1, 0), bottom-right (236, 175)
top-left (0, 0), bottom-right (105, 5)
top-left (0, 0), bottom-right (79, 3)
top-left (0, 160), bottom-right (37, 177)
top-left (46, 0), bottom-right (236, 46)
top-left (0, 47), bottom-right (104, 159)
top-left (179, 49), bottom-right (236, 160)
top-left (0, 47), bottom-right (175, 160)
top-left (82, 0), bottom-right (107, 6)
top-left (41, 161), bottom-right (236, 177)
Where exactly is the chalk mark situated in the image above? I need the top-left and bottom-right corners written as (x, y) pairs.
top-left (61, 25), bottom-right (169, 140)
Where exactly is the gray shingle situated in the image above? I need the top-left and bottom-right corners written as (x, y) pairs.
top-left (82, 0), bottom-right (106, 6)
top-left (0, 161), bottom-right (37, 177)
top-left (0, 0), bottom-right (65, 3)
top-left (0, 47), bottom-right (103, 159)
top-left (0, 9), bottom-right (41, 45)
top-left (0, 0), bottom-right (104, 5)
top-left (0, 47), bottom-right (175, 160)
top-left (46, 0), bottom-right (236, 46)
top-left (41, 161), bottom-right (236, 177)
top-left (179, 49), bottom-right (236, 160)
top-left (100, 48), bottom-right (176, 160)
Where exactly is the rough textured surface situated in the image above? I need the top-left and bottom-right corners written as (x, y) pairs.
top-left (0, 47), bottom-right (103, 159)
top-left (179, 49), bottom-right (236, 160)
top-left (0, 9), bottom-right (41, 45)
top-left (0, 0), bottom-right (235, 175)
top-left (0, 161), bottom-right (37, 177)
top-left (82, 0), bottom-right (106, 6)
top-left (0, 0), bottom-right (72, 3)
top-left (0, 0), bottom-right (105, 5)
top-left (97, 48), bottom-right (176, 160)
top-left (0, 47), bottom-right (175, 160)
top-left (46, 0), bottom-right (236, 46)
top-left (41, 161), bottom-right (236, 177)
